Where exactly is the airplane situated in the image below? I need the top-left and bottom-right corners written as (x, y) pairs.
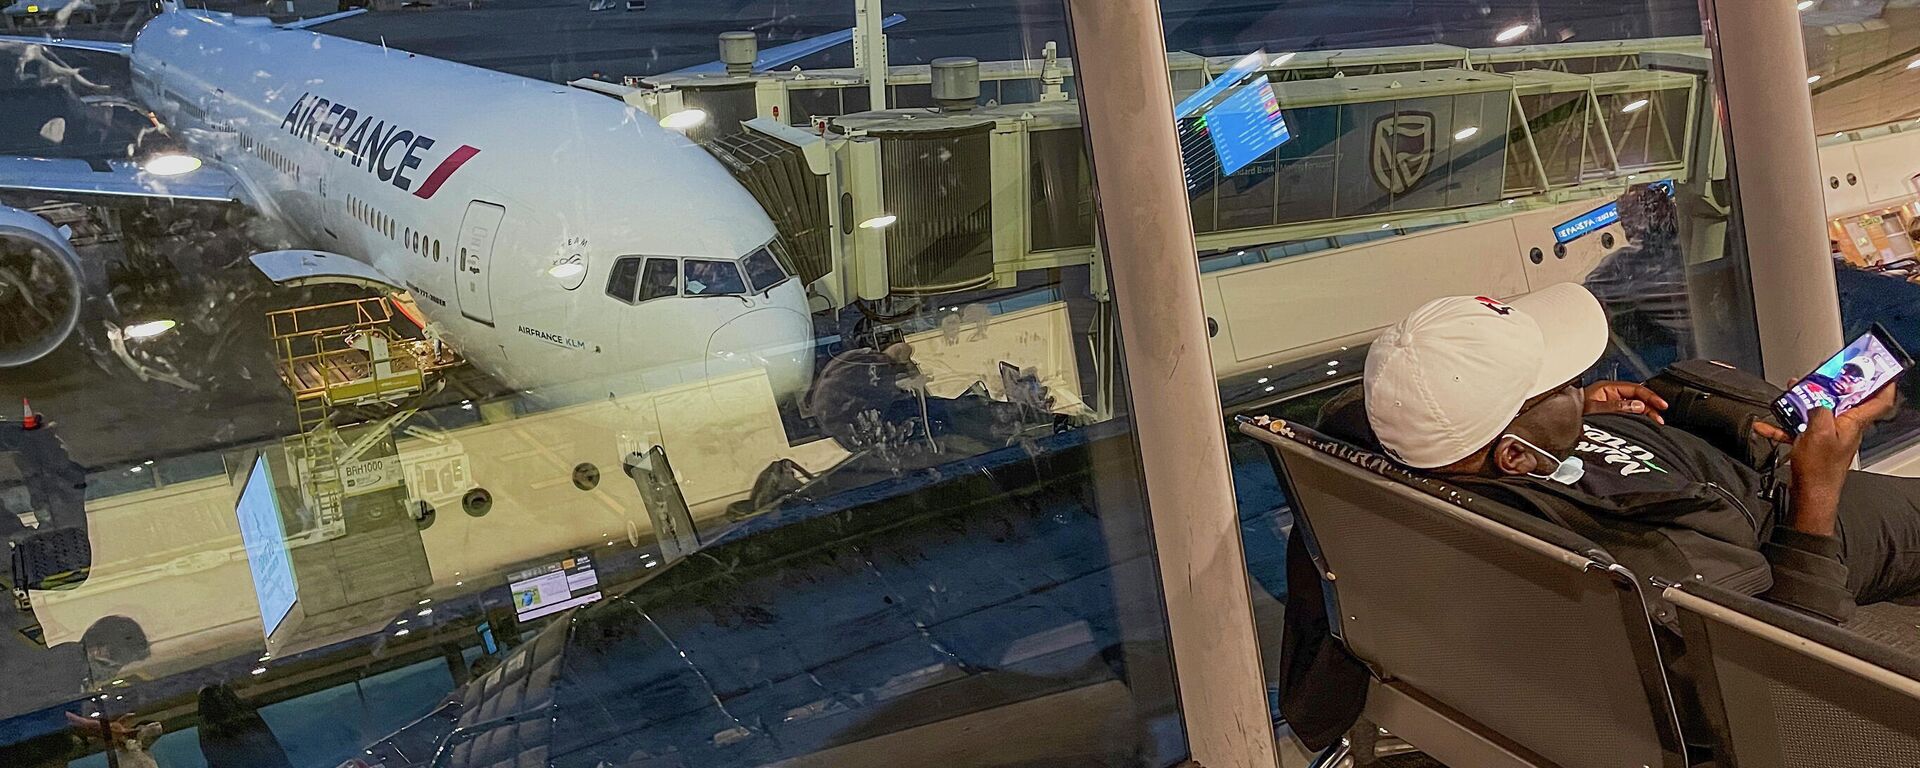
top-left (0, 5), bottom-right (905, 405)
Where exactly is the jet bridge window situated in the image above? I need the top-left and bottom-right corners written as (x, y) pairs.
top-left (683, 259), bottom-right (746, 296)
top-left (741, 245), bottom-right (791, 293)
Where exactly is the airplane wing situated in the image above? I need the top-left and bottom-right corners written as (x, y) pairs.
top-left (0, 156), bottom-right (240, 202)
top-left (0, 34), bottom-right (131, 56)
top-left (250, 250), bottom-right (406, 291)
top-left (281, 8), bottom-right (367, 30)
top-left (667, 14), bottom-right (906, 75)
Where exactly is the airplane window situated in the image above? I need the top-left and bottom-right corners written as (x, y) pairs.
top-left (433, 240), bottom-right (441, 261)
top-left (682, 259), bottom-right (746, 296)
top-left (605, 256), bottom-right (643, 302)
top-left (741, 246), bottom-right (789, 294)
top-left (639, 257), bottom-right (679, 301)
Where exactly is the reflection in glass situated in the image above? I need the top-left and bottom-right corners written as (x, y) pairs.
top-left (1807, 5), bottom-right (1920, 458)
top-left (0, 0), bottom-right (1185, 766)
top-left (1172, 1), bottom-right (1764, 758)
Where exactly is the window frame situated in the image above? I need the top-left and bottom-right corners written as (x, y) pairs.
top-left (604, 255), bottom-right (646, 304)
top-left (681, 257), bottom-right (749, 297)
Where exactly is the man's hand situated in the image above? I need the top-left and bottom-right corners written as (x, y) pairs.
top-left (65, 712), bottom-right (136, 741)
top-left (1752, 382), bottom-right (1900, 536)
top-left (1583, 381), bottom-right (1668, 423)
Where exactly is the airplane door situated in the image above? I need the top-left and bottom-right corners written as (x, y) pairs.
top-left (456, 201), bottom-right (505, 325)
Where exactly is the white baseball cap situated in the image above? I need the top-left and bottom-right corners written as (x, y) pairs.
top-left (1364, 282), bottom-right (1609, 468)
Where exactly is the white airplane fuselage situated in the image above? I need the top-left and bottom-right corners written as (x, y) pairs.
top-left (126, 11), bottom-right (814, 403)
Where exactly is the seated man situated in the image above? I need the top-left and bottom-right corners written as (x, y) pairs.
top-left (1359, 282), bottom-right (1920, 622)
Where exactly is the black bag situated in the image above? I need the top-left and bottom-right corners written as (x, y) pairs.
top-left (8, 526), bottom-right (92, 592)
top-left (1644, 359), bottom-right (1786, 472)
top-left (725, 459), bottom-right (819, 520)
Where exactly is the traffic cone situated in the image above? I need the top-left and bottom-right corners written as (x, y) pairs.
top-left (21, 398), bottom-right (40, 430)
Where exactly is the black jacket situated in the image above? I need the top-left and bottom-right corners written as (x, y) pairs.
top-left (1315, 391), bottom-right (1853, 623)
top-left (1277, 392), bottom-right (1855, 751)
top-left (1455, 413), bottom-right (1853, 624)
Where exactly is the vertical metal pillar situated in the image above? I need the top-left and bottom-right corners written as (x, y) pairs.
top-left (1703, 0), bottom-right (1845, 380)
top-left (854, 0), bottom-right (889, 111)
top-left (1064, 0), bottom-right (1278, 765)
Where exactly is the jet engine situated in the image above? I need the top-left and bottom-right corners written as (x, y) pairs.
top-left (0, 205), bottom-right (84, 367)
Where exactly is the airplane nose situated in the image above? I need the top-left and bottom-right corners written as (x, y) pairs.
top-left (707, 307), bottom-right (815, 401)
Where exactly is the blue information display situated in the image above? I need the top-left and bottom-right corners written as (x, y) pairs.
top-left (1175, 51), bottom-right (1267, 119)
top-left (1552, 179), bottom-right (1674, 243)
top-left (1205, 79), bottom-right (1292, 177)
top-left (1179, 74), bottom-right (1293, 194)
top-left (236, 454), bottom-right (298, 640)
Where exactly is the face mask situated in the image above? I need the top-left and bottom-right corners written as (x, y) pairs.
top-left (1504, 433), bottom-right (1585, 485)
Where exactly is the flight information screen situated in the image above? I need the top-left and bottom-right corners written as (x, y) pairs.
top-left (1180, 77), bottom-right (1292, 193)
top-left (235, 454), bottom-right (297, 640)
top-left (508, 554), bottom-right (602, 621)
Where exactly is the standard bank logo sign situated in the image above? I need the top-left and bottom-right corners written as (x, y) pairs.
top-left (1370, 112), bottom-right (1435, 195)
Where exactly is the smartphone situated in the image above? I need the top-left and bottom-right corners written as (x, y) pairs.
top-left (1774, 323), bottom-right (1914, 434)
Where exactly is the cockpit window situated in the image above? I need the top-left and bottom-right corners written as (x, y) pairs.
top-left (741, 246), bottom-right (790, 294)
top-left (639, 258), bottom-right (679, 302)
top-left (605, 256), bottom-right (642, 303)
top-left (683, 259), bottom-right (746, 296)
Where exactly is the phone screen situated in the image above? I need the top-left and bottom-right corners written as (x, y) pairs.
top-left (1777, 329), bottom-right (1910, 432)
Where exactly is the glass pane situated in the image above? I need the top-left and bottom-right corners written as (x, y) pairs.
top-left (1166, 1), bottom-right (1763, 758)
top-left (1803, 3), bottom-right (1920, 460)
top-left (638, 257), bottom-right (679, 302)
top-left (681, 258), bottom-right (747, 296)
top-left (740, 245), bottom-right (787, 294)
top-left (0, 3), bottom-right (1184, 768)
top-left (606, 256), bottom-right (642, 302)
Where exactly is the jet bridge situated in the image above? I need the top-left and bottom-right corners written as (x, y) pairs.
top-left (602, 37), bottom-right (1712, 315)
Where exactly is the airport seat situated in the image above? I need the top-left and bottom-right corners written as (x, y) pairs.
top-left (1237, 418), bottom-right (1690, 768)
top-left (1664, 581), bottom-right (1920, 767)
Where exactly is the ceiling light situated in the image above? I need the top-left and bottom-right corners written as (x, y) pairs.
top-left (1495, 24), bottom-right (1529, 43)
top-left (1908, 59), bottom-right (1920, 70)
top-left (1796, 0), bottom-right (1814, 10)
top-left (547, 262), bottom-right (585, 279)
top-left (659, 109), bottom-right (707, 131)
top-left (394, 628), bottom-right (410, 637)
top-left (1807, 74), bottom-right (1822, 85)
top-left (250, 667), bottom-right (266, 676)
top-left (142, 153), bottom-right (202, 176)
top-left (124, 319), bottom-right (177, 339)
top-left (858, 214), bottom-right (897, 229)
top-left (1269, 52), bottom-right (1295, 67)
top-left (1453, 126), bottom-right (1479, 141)
top-left (1621, 99), bottom-right (1649, 113)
